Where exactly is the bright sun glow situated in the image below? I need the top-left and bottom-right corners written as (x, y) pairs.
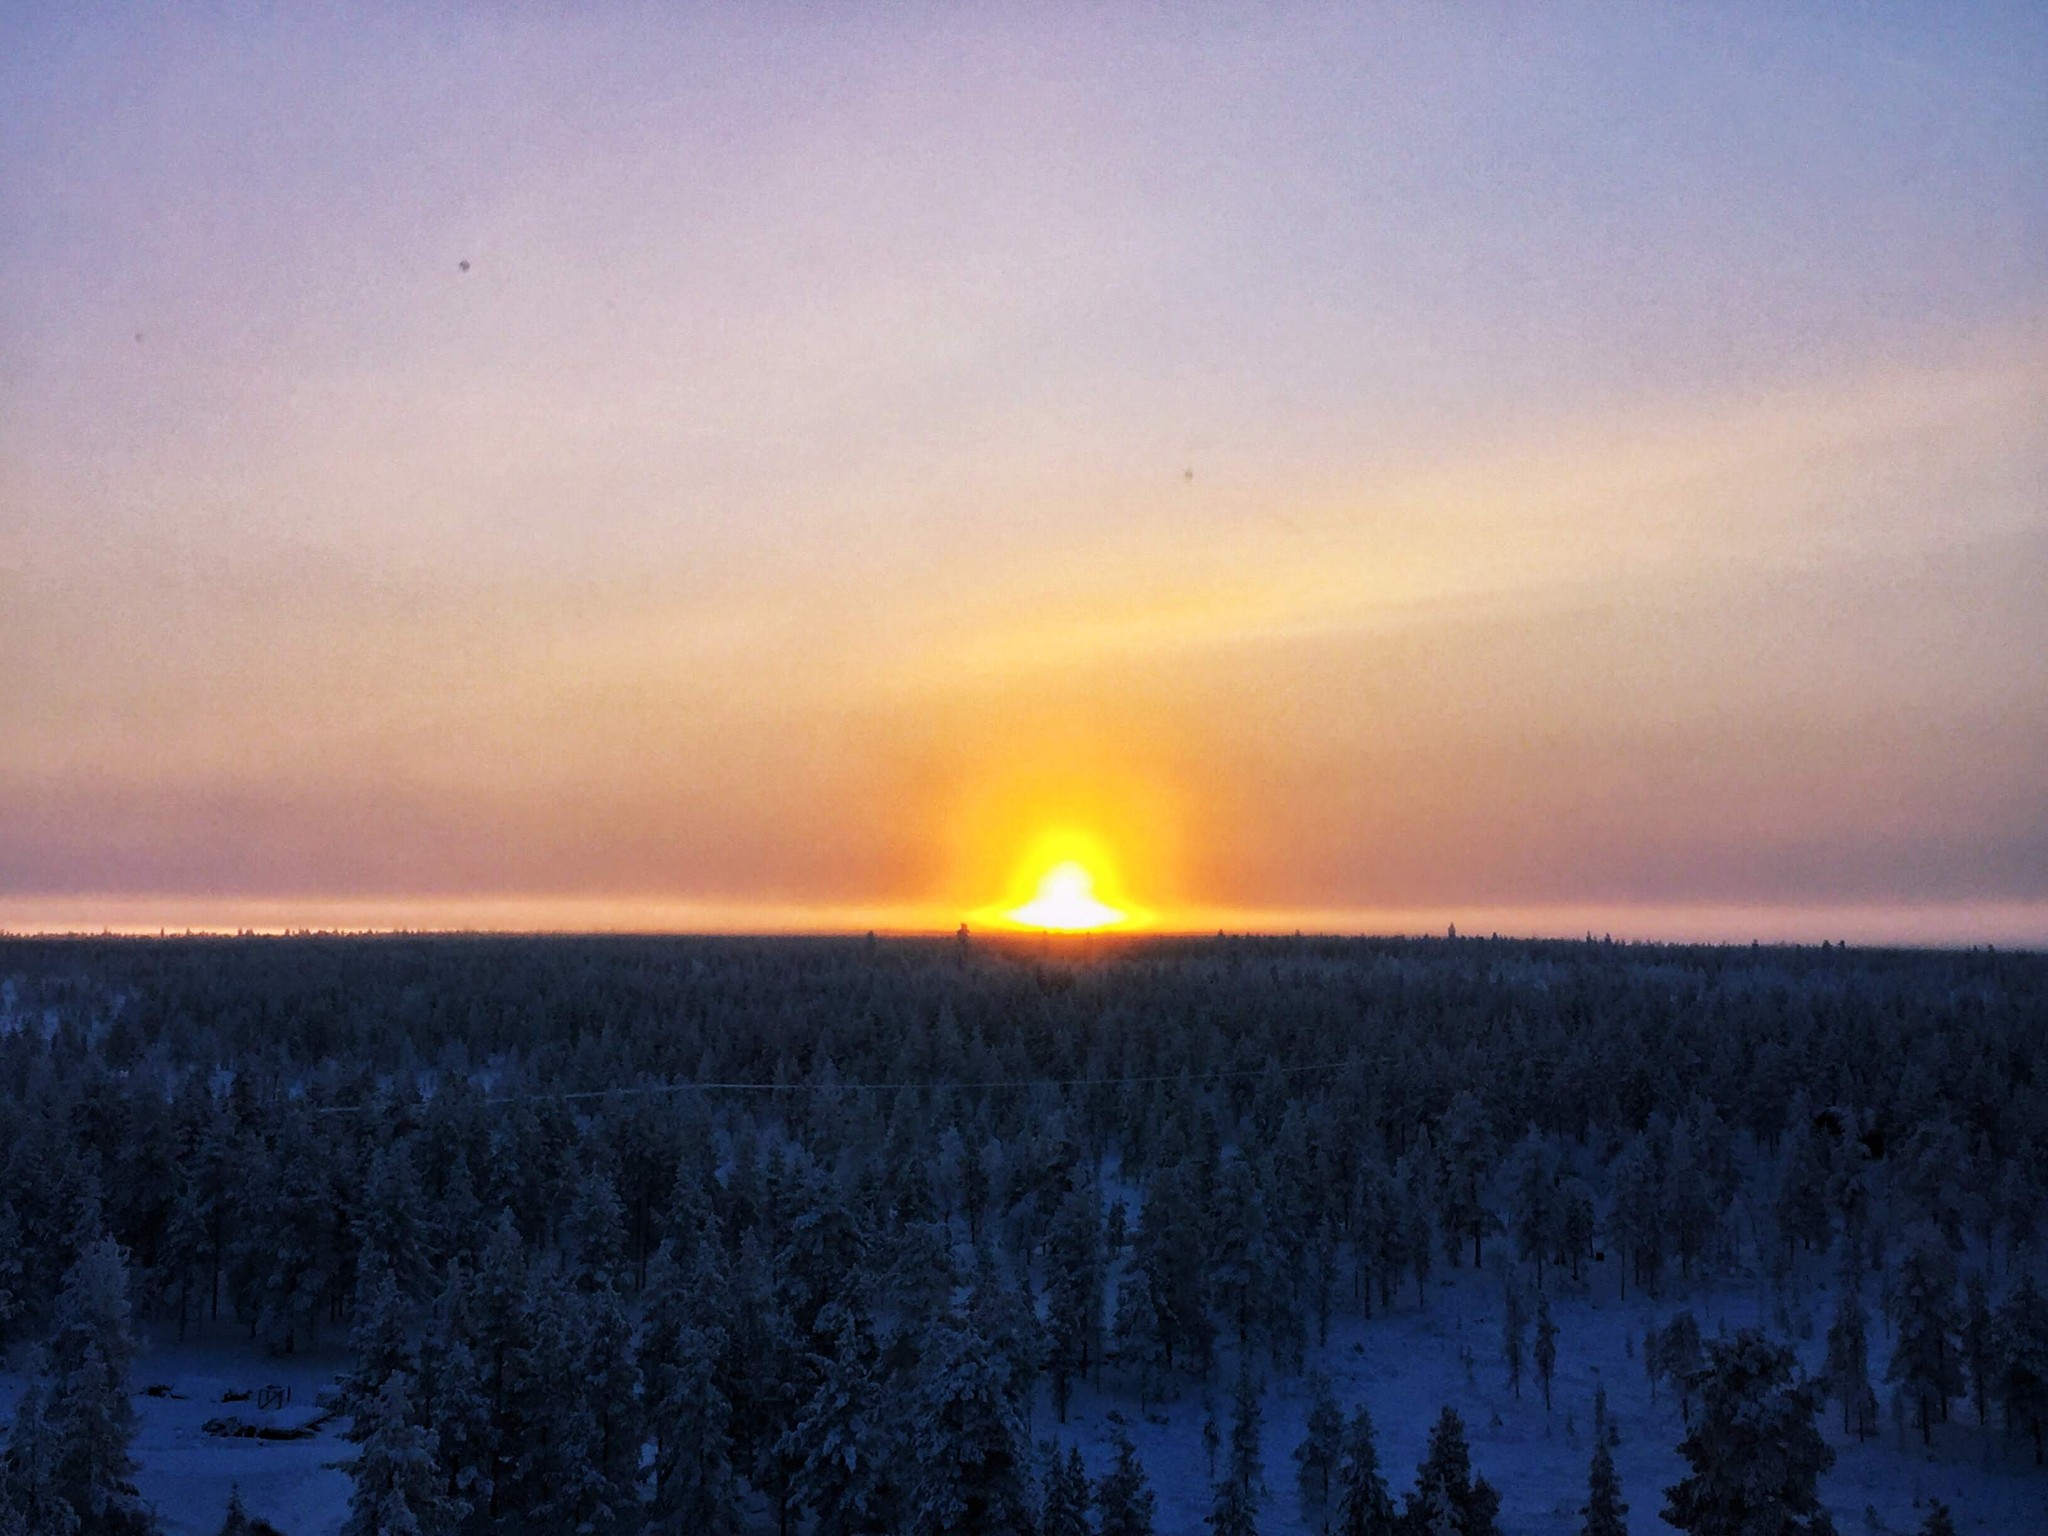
top-left (1004, 860), bottom-right (1127, 931)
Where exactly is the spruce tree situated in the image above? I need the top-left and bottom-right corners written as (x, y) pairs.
top-left (1403, 1407), bottom-right (1499, 1536)
top-left (1044, 1185), bottom-right (1105, 1422)
top-left (643, 1245), bottom-right (740, 1534)
top-left (787, 1303), bottom-right (895, 1536)
top-left (1111, 1262), bottom-right (1167, 1406)
top-left (1295, 1371), bottom-right (1344, 1530)
top-left (1918, 1501), bottom-right (1956, 1536)
top-left (1886, 1228), bottom-right (1963, 1446)
top-left (1824, 1269), bottom-right (1876, 1442)
top-left (1661, 1330), bottom-right (1833, 1536)
top-left (1, 1370), bottom-right (80, 1536)
top-left (1962, 1270), bottom-right (1994, 1433)
top-left (1207, 1363), bottom-right (1264, 1536)
top-left (1502, 1275), bottom-right (1526, 1399)
top-left (1580, 1435), bottom-right (1627, 1536)
top-left (1096, 1425), bottom-right (1157, 1536)
top-left (1039, 1444), bottom-right (1092, 1536)
top-left (1535, 1291), bottom-right (1559, 1411)
top-left (46, 1239), bottom-right (153, 1535)
top-left (908, 1301), bottom-right (1034, 1536)
top-left (1993, 1271), bottom-right (2048, 1465)
top-left (1332, 1406), bottom-right (1397, 1536)
top-left (341, 1260), bottom-right (417, 1434)
top-left (341, 1372), bottom-right (452, 1536)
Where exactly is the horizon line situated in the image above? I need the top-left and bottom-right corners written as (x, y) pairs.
top-left (3, 894), bottom-right (2045, 951)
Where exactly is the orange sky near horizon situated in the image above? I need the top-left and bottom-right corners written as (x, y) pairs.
top-left (3, 8), bottom-right (2045, 945)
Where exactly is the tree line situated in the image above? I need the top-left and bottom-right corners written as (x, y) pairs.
top-left (0, 932), bottom-right (2043, 1532)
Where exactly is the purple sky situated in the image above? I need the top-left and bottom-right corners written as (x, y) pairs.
top-left (3, 5), bottom-right (2045, 940)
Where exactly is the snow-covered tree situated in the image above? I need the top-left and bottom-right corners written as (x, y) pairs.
top-left (1501, 1273), bottom-right (1527, 1399)
top-left (1660, 1331), bottom-right (1833, 1536)
top-left (907, 1301), bottom-right (1034, 1536)
top-left (1580, 1434), bottom-right (1626, 1536)
top-left (1332, 1406), bottom-right (1397, 1536)
top-left (1534, 1291), bottom-right (1559, 1411)
top-left (1112, 1260), bottom-right (1168, 1405)
top-left (1403, 1406), bottom-right (1499, 1536)
top-left (341, 1261), bottom-right (417, 1435)
top-left (46, 1239), bottom-right (154, 1534)
top-left (1207, 1363), bottom-right (1264, 1536)
top-left (1435, 1092), bottom-right (1496, 1268)
top-left (1039, 1444), bottom-right (1091, 1536)
top-left (1993, 1271), bottom-right (2048, 1465)
top-left (1044, 1185), bottom-right (1105, 1421)
top-left (1, 1370), bottom-right (80, 1536)
top-left (643, 1242), bottom-right (740, 1534)
top-left (1824, 1259), bottom-right (1876, 1441)
top-left (787, 1302), bottom-right (897, 1536)
top-left (1295, 1371), bottom-right (1344, 1530)
top-left (1886, 1227), bottom-right (1963, 1446)
top-left (341, 1372), bottom-right (453, 1536)
top-left (1096, 1424), bottom-right (1157, 1536)
top-left (355, 1138), bottom-right (434, 1299)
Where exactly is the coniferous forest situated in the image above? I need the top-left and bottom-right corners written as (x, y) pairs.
top-left (1, 933), bottom-right (2045, 1534)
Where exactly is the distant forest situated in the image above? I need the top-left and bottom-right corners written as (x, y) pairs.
top-left (2, 933), bottom-right (2045, 1535)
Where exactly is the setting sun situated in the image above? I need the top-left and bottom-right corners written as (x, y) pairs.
top-left (1004, 860), bottom-right (1127, 931)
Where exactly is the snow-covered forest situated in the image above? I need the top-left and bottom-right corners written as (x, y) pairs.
top-left (1, 933), bottom-right (2044, 1535)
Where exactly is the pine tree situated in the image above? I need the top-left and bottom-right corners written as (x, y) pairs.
top-left (1111, 1262), bottom-right (1168, 1406)
top-left (787, 1302), bottom-right (896, 1536)
top-left (1208, 1362), bottom-right (1264, 1536)
top-left (45, 1239), bottom-right (154, 1535)
top-left (341, 1372), bottom-right (452, 1536)
top-left (1332, 1406), bottom-right (1397, 1536)
top-left (356, 1139), bottom-right (433, 1299)
top-left (1609, 1135), bottom-right (1662, 1300)
top-left (1402, 1407), bottom-right (1499, 1536)
top-left (1993, 1271), bottom-right (2048, 1465)
top-left (1045, 1186), bottom-right (1105, 1422)
top-left (1507, 1131), bottom-right (1560, 1289)
top-left (1, 1370), bottom-right (80, 1536)
top-left (908, 1301), bottom-right (1034, 1536)
top-left (1502, 1273), bottom-right (1526, 1398)
top-left (0, 1202), bottom-right (23, 1353)
top-left (1580, 1436), bottom-right (1627, 1536)
top-left (504, 1277), bottom-right (629, 1536)
top-left (1535, 1292), bottom-right (1559, 1412)
top-left (1396, 1148), bottom-right (1435, 1308)
top-left (1656, 1312), bottom-right (1703, 1425)
top-left (1660, 1330), bottom-right (1834, 1536)
top-left (1295, 1372), bottom-right (1344, 1530)
top-left (414, 1310), bottom-right (491, 1531)
top-left (1824, 1263), bottom-right (1876, 1442)
top-left (1212, 1155), bottom-right (1271, 1353)
top-left (341, 1260), bottom-right (417, 1434)
top-left (1917, 1501), bottom-right (1956, 1536)
top-left (1096, 1425), bottom-right (1157, 1536)
top-left (1039, 1444), bottom-right (1092, 1536)
top-left (1436, 1093), bottom-right (1495, 1268)
top-left (643, 1244), bottom-right (740, 1534)
top-left (1962, 1270), bottom-right (1994, 1432)
top-left (1886, 1227), bottom-right (1963, 1446)
top-left (218, 1485), bottom-right (252, 1536)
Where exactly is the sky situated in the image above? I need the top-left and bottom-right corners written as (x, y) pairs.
top-left (3, 4), bottom-right (2045, 943)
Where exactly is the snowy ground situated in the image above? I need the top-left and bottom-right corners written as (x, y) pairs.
top-left (4, 1260), bottom-right (2042, 1534)
top-left (1049, 1259), bottom-right (2045, 1536)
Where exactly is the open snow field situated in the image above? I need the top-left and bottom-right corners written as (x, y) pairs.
top-left (6, 1258), bottom-right (2039, 1535)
